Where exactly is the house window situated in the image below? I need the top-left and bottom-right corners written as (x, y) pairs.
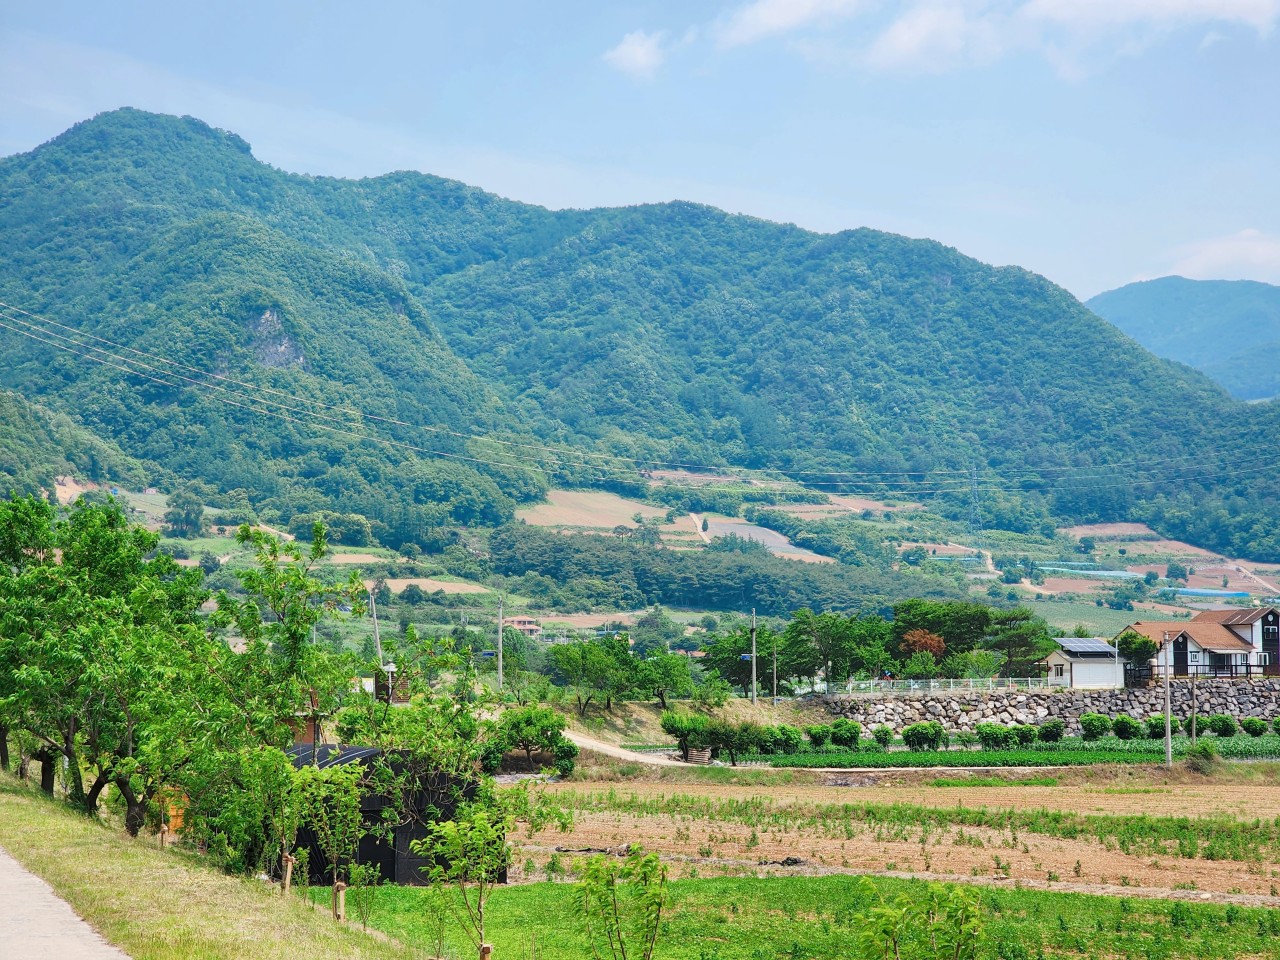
top-left (1190, 652), bottom-right (1199, 663)
top-left (1054, 665), bottom-right (1064, 678)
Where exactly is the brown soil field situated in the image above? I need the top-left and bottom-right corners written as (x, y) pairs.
top-left (328, 552), bottom-right (390, 564)
top-left (529, 776), bottom-right (1280, 902)
top-left (362, 577), bottom-right (489, 595)
top-left (518, 490), bottom-right (666, 528)
top-left (1060, 522), bottom-right (1161, 539)
top-left (54, 476), bottom-right (98, 504)
top-left (829, 495), bottom-right (921, 512)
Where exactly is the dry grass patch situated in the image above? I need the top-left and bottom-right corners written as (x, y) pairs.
top-left (0, 776), bottom-right (422, 960)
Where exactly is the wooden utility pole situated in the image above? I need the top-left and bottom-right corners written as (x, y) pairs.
top-left (772, 629), bottom-right (778, 704)
top-left (750, 609), bottom-right (758, 705)
top-left (1163, 632), bottom-right (1172, 769)
top-left (496, 597), bottom-right (504, 692)
top-left (370, 588), bottom-right (383, 665)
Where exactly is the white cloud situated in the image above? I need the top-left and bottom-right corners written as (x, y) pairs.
top-left (1164, 229), bottom-right (1280, 285)
top-left (603, 30), bottom-right (668, 80)
top-left (1020, 0), bottom-right (1280, 33)
top-left (866, 4), bottom-right (1006, 70)
top-left (714, 0), bottom-right (868, 48)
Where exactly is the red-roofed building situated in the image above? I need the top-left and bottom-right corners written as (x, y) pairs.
top-left (1117, 607), bottom-right (1279, 678)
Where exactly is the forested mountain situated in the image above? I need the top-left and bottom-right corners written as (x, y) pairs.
top-left (0, 390), bottom-right (145, 497)
top-left (1088, 277), bottom-right (1280, 401)
top-left (2, 109), bottom-right (1278, 560)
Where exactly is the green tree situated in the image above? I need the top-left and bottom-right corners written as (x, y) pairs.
top-left (163, 487), bottom-right (206, 538)
top-left (578, 846), bottom-right (668, 960)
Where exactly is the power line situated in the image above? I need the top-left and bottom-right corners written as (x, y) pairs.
top-left (1, 300), bottom-right (1273, 500)
top-left (3, 297), bottom-right (1257, 483)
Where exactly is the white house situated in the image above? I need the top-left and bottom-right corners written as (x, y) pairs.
top-left (1043, 637), bottom-right (1126, 689)
top-left (1120, 609), bottom-right (1278, 678)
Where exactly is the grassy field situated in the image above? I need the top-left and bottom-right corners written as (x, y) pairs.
top-left (362, 874), bottom-right (1280, 959)
top-left (0, 775), bottom-right (421, 960)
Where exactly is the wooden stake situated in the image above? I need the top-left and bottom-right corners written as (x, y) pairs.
top-left (282, 852), bottom-right (296, 895)
top-left (334, 881), bottom-right (347, 922)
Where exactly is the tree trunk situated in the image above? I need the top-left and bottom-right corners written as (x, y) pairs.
top-left (84, 772), bottom-right (110, 814)
top-left (525, 747), bottom-right (535, 772)
top-left (118, 780), bottom-right (146, 837)
top-left (0, 725), bottom-right (9, 772)
top-left (37, 749), bottom-right (56, 795)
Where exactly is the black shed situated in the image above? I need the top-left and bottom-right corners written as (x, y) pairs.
top-left (286, 742), bottom-right (476, 886)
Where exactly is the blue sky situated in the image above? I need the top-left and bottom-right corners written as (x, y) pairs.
top-left (2, 0), bottom-right (1278, 297)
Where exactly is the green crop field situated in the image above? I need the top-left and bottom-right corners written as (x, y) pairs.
top-left (359, 874), bottom-right (1280, 959)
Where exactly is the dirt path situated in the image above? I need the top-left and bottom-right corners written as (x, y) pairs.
top-left (563, 730), bottom-right (684, 766)
top-left (688, 513), bottom-right (711, 544)
top-left (0, 845), bottom-right (131, 958)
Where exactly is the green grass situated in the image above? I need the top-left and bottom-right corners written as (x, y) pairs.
top-left (1024, 600), bottom-right (1159, 635)
top-left (928, 775), bottom-right (1061, 787)
top-left (0, 775), bottom-right (420, 960)
top-left (363, 875), bottom-right (1280, 959)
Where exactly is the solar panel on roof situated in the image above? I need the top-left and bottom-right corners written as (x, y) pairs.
top-left (1056, 637), bottom-right (1118, 654)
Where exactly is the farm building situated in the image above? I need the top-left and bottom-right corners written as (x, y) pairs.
top-left (286, 743), bottom-right (480, 886)
top-left (1042, 637), bottom-right (1125, 689)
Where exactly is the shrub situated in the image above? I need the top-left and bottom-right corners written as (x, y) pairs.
top-left (975, 723), bottom-right (1017, 751)
top-left (1241, 717), bottom-right (1268, 737)
top-left (1112, 715), bottom-right (1143, 741)
top-left (1078, 713), bottom-right (1112, 741)
top-left (805, 724), bottom-right (833, 748)
top-left (1185, 740), bottom-right (1220, 775)
top-left (660, 710), bottom-right (709, 762)
top-left (1274, 717), bottom-right (1280, 736)
top-left (1013, 724), bottom-right (1038, 746)
top-left (901, 720), bottom-right (946, 752)
top-left (1037, 718), bottom-right (1065, 743)
top-left (830, 718), bottom-right (862, 748)
top-left (872, 725), bottom-right (894, 748)
top-left (774, 724), bottom-right (805, 755)
top-left (1145, 715), bottom-right (1181, 739)
top-left (1206, 714), bottom-right (1237, 738)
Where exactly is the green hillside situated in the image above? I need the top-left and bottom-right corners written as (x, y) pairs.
top-left (1, 109), bottom-right (1278, 561)
top-left (1087, 276), bottom-right (1280, 400)
top-left (0, 390), bottom-right (145, 497)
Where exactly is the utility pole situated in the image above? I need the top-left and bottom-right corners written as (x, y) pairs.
top-left (1190, 663), bottom-right (1197, 743)
top-left (370, 588), bottom-right (384, 666)
top-left (496, 597), bottom-right (504, 692)
top-left (772, 629), bottom-right (778, 705)
top-left (750, 609), bottom-right (758, 705)
top-left (1163, 632), bottom-right (1172, 769)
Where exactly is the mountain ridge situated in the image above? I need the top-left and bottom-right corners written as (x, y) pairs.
top-left (2, 108), bottom-right (1277, 559)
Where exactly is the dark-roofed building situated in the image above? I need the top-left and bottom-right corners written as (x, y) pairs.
top-left (1043, 637), bottom-right (1125, 689)
top-left (286, 743), bottom-right (479, 886)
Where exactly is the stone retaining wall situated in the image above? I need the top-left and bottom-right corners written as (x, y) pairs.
top-left (825, 678), bottom-right (1280, 734)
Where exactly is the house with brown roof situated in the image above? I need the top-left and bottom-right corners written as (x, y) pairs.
top-left (505, 615), bottom-right (543, 639)
top-left (1116, 606), bottom-right (1279, 679)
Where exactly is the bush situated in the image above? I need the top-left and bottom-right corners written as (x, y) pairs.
top-left (1112, 715), bottom-right (1143, 741)
top-left (975, 723), bottom-right (1017, 751)
top-left (1274, 717), bottom-right (1280, 736)
top-left (901, 720), bottom-right (946, 752)
top-left (1078, 713), bottom-right (1112, 741)
top-left (830, 718), bottom-right (862, 748)
top-left (805, 724), bottom-right (832, 748)
top-left (660, 710), bottom-right (709, 761)
top-left (1145, 715), bottom-right (1181, 739)
top-left (1185, 740), bottom-right (1220, 775)
top-left (1240, 717), bottom-right (1268, 737)
top-left (872, 725), bottom-right (894, 748)
top-left (1037, 718), bottom-right (1065, 743)
top-left (1206, 714), bottom-right (1237, 738)
top-left (774, 724), bottom-right (805, 755)
top-left (1013, 724), bottom-right (1038, 746)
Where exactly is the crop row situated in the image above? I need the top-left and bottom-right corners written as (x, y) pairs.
top-left (559, 789), bottom-right (1280, 863)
